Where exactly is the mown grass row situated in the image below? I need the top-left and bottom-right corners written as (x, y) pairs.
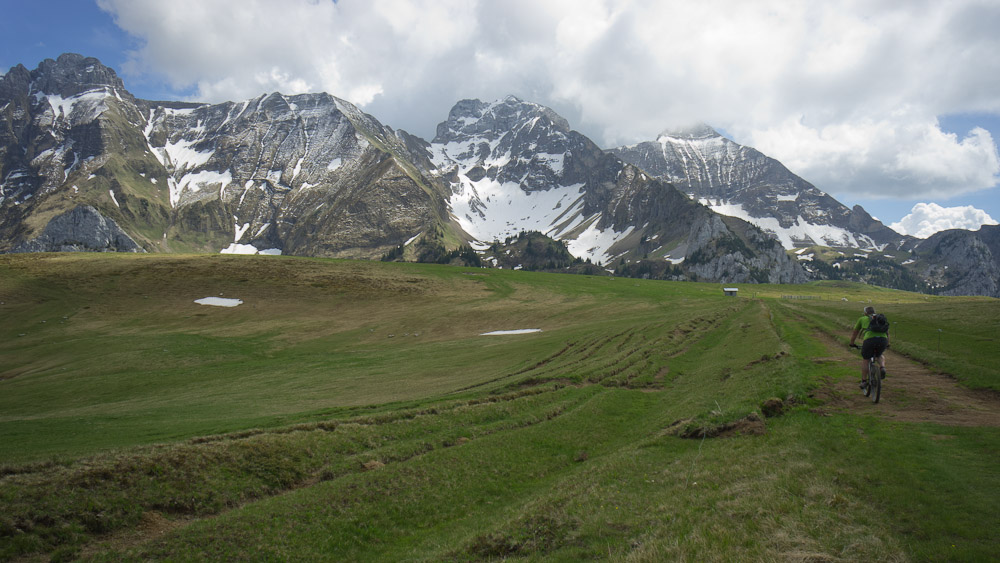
top-left (1, 386), bottom-right (590, 560)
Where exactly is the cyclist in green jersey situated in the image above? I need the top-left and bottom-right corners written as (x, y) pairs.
top-left (849, 306), bottom-right (889, 389)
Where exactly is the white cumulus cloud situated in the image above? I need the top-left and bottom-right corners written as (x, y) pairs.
top-left (748, 114), bottom-right (1000, 199)
top-left (97, 0), bottom-right (1000, 201)
top-left (890, 202), bottom-right (998, 239)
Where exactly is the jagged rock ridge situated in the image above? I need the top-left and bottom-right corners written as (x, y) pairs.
top-left (609, 125), bottom-right (907, 250)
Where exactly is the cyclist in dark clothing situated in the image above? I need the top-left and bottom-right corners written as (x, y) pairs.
top-left (850, 306), bottom-right (889, 389)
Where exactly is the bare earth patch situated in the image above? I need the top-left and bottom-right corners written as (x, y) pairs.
top-left (72, 512), bottom-right (191, 561)
top-left (811, 332), bottom-right (1000, 427)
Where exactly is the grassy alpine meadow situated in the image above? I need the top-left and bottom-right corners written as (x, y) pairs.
top-left (0, 253), bottom-right (998, 561)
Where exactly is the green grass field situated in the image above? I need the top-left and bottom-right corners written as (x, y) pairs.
top-left (1, 253), bottom-right (998, 561)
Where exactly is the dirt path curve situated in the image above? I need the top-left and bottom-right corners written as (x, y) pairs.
top-left (810, 331), bottom-right (1000, 427)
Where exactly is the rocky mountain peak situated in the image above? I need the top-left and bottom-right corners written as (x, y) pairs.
top-left (658, 123), bottom-right (720, 141)
top-left (433, 96), bottom-right (572, 144)
top-left (26, 53), bottom-right (128, 99)
top-left (0, 64), bottom-right (32, 99)
top-left (610, 127), bottom-right (906, 251)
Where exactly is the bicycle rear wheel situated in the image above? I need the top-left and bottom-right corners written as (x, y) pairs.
top-left (870, 360), bottom-right (881, 403)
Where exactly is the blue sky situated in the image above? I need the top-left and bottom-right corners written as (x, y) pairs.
top-left (2, 0), bottom-right (998, 236)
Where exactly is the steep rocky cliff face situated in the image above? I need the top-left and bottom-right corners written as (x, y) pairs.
top-left (684, 215), bottom-right (807, 284)
top-left (11, 204), bottom-right (142, 253)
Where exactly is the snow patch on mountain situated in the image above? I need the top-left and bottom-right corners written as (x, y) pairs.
top-left (42, 90), bottom-right (112, 124)
top-left (178, 169), bottom-right (232, 200)
top-left (448, 176), bottom-right (588, 242)
top-left (567, 220), bottom-right (635, 265)
top-left (701, 199), bottom-right (880, 249)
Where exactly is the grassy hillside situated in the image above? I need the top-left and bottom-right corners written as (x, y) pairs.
top-left (1, 254), bottom-right (998, 561)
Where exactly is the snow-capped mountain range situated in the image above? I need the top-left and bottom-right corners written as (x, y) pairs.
top-left (422, 96), bottom-right (803, 283)
top-left (2, 54), bottom-right (997, 295)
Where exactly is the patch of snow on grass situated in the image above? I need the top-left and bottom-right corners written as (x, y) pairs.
top-left (221, 243), bottom-right (258, 255)
top-left (195, 297), bottom-right (243, 307)
top-left (220, 243), bottom-right (282, 255)
top-left (480, 329), bottom-right (542, 336)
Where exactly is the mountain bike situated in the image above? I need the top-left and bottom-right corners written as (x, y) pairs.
top-left (850, 344), bottom-right (882, 404)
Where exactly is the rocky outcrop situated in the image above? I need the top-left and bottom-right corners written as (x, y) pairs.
top-left (684, 215), bottom-right (807, 284)
top-left (914, 225), bottom-right (1000, 298)
top-left (13, 205), bottom-right (143, 253)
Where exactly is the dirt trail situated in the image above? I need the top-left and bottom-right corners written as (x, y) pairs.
top-left (810, 331), bottom-right (1000, 427)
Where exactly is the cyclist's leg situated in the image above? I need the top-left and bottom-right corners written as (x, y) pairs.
top-left (875, 338), bottom-right (888, 377)
top-left (860, 339), bottom-right (877, 383)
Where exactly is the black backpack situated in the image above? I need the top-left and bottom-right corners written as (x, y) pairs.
top-left (868, 313), bottom-right (889, 333)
